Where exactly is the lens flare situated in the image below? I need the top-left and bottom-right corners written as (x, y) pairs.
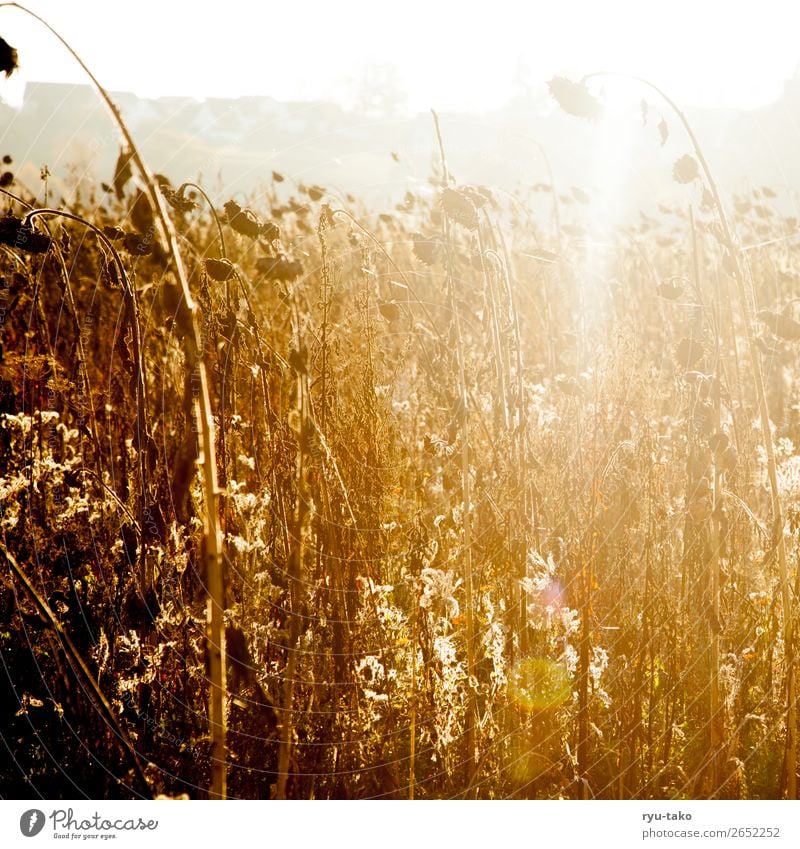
top-left (509, 657), bottom-right (571, 711)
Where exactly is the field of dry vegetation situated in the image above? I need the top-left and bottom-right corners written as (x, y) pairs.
top-left (2, 23), bottom-right (800, 801)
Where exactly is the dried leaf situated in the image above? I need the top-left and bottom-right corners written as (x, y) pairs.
top-left (658, 118), bottom-right (669, 146)
top-left (112, 148), bottom-right (133, 201)
top-left (548, 76), bottom-right (604, 120)
top-left (571, 186), bottom-right (591, 204)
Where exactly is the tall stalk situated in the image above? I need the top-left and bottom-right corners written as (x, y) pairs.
top-left (431, 110), bottom-right (478, 792)
top-left (0, 3), bottom-right (228, 798)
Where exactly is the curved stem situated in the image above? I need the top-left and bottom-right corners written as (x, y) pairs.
top-left (519, 135), bottom-right (563, 256)
top-left (178, 181), bottom-right (227, 259)
top-left (2, 2), bottom-right (227, 798)
top-left (24, 208), bottom-right (152, 586)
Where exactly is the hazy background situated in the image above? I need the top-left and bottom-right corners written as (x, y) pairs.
top-left (1, 0), bottom-right (800, 223)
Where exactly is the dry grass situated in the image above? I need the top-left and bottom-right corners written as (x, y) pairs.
top-left (1, 36), bottom-right (800, 800)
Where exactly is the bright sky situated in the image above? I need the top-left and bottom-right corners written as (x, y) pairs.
top-left (0, 0), bottom-right (798, 112)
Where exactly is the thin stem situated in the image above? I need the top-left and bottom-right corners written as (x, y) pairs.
top-left (177, 181), bottom-right (227, 259)
top-left (23, 209), bottom-right (150, 576)
top-left (431, 108), bottom-right (478, 793)
top-left (583, 69), bottom-right (796, 799)
top-left (0, 2), bottom-right (228, 798)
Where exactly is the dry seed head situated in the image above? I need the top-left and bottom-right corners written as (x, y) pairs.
top-left (0, 216), bottom-right (52, 254)
top-left (223, 200), bottom-right (262, 239)
top-left (441, 188), bottom-right (478, 230)
top-left (162, 186), bottom-right (196, 214)
top-left (205, 258), bottom-right (236, 282)
top-left (672, 154), bottom-right (700, 184)
top-left (0, 37), bottom-right (18, 78)
top-left (260, 220), bottom-right (280, 242)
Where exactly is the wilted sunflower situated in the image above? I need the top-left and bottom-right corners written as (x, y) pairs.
top-left (0, 37), bottom-right (18, 78)
top-left (672, 154), bottom-right (700, 184)
top-left (441, 188), bottom-right (478, 230)
top-left (161, 185), bottom-right (196, 214)
top-left (256, 253), bottom-right (302, 281)
top-left (548, 76), bottom-right (604, 120)
top-left (205, 258), bottom-right (236, 282)
top-left (223, 199), bottom-right (262, 239)
top-left (676, 337), bottom-right (705, 368)
top-left (260, 220), bottom-right (280, 242)
top-left (0, 216), bottom-right (51, 254)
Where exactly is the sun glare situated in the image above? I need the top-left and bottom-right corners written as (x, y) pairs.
top-left (0, 1), bottom-right (798, 113)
